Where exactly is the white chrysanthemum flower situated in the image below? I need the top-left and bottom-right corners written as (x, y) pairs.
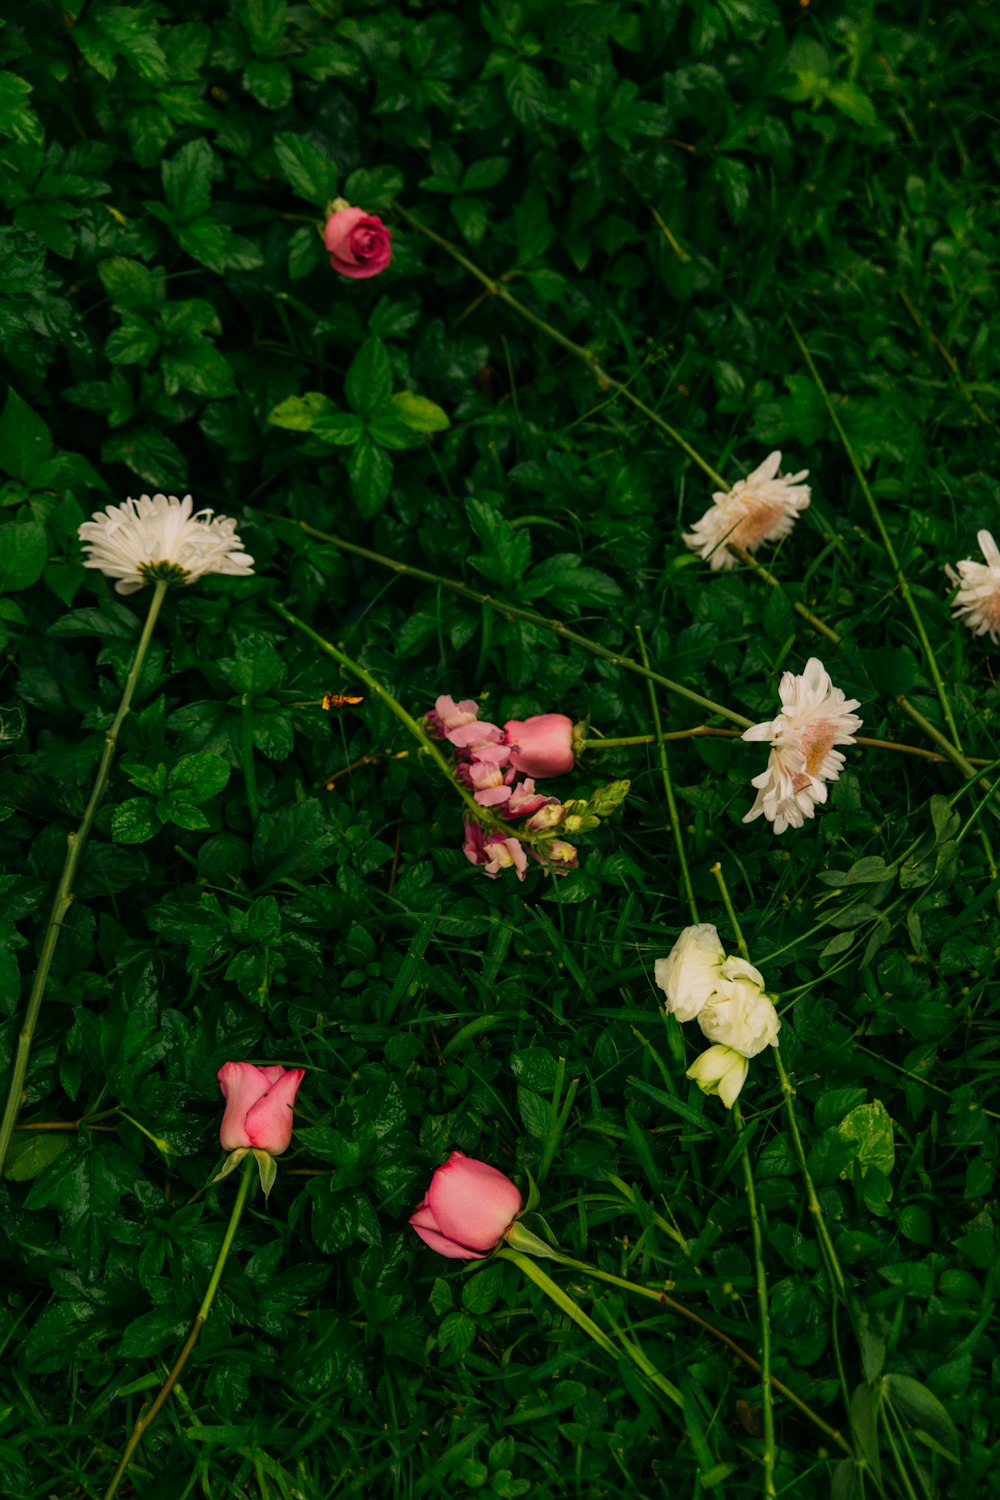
top-left (79, 493), bottom-right (254, 596)
top-left (945, 530), bottom-right (1000, 644)
top-left (683, 451), bottom-right (811, 571)
top-left (742, 657), bottom-right (862, 835)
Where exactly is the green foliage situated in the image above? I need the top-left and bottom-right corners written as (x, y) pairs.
top-left (0, 1), bottom-right (999, 1497)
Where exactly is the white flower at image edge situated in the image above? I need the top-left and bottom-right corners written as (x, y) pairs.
top-left (78, 493), bottom-right (254, 595)
top-left (686, 1046), bottom-right (750, 1110)
top-left (683, 451), bottom-right (811, 571)
top-left (654, 923), bottom-right (726, 1022)
top-left (945, 529), bottom-right (1000, 644)
top-left (742, 657), bottom-right (862, 835)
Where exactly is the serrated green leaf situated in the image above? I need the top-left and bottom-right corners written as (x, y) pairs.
top-left (274, 132), bottom-right (337, 207)
top-left (111, 797), bottom-right (162, 844)
top-left (344, 338), bottom-right (393, 418)
top-left (390, 391), bottom-right (450, 433)
top-left (0, 522), bottom-right (47, 594)
top-left (168, 752), bottom-right (230, 800)
top-left (162, 137), bottom-right (213, 223)
top-left (0, 389), bottom-right (53, 486)
top-left (269, 392), bottom-right (332, 432)
top-left (347, 436), bottom-right (393, 518)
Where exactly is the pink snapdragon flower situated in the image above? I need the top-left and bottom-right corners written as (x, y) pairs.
top-left (324, 204), bottom-right (392, 279)
top-left (410, 1151), bottom-right (522, 1259)
top-left (218, 1062), bottom-right (305, 1155)
top-left (533, 838), bottom-right (578, 871)
top-left (505, 779), bottom-right (552, 818)
top-left (427, 695), bottom-right (480, 737)
top-left (462, 820), bottom-right (528, 879)
top-left (504, 714), bottom-right (575, 778)
top-left (465, 754), bottom-right (515, 808)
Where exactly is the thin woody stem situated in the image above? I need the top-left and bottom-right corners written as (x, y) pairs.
top-left (582, 726), bottom-right (987, 766)
top-left (725, 544), bottom-right (843, 645)
top-left (733, 1100), bottom-right (776, 1499)
top-left (102, 1158), bottom-right (256, 1500)
top-left (274, 520), bottom-right (753, 729)
top-left (397, 206), bottom-right (730, 492)
top-left (0, 580), bottom-right (169, 1178)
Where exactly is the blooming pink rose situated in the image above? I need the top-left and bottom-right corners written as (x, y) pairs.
top-left (410, 1150), bottom-right (522, 1259)
top-left (324, 206), bottom-right (392, 280)
top-left (504, 714), bottom-right (575, 778)
top-left (218, 1062), bottom-right (305, 1154)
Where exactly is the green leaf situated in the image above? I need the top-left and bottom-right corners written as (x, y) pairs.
top-left (168, 752), bottom-right (230, 800)
top-left (162, 137), bottom-right (213, 223)
top-left (461, 157), bottom-right (510, 192)
top-left (243, 0), bottom-right (287, 57)
top-left (344, 338), bottom-right (394, 418)
top-left (244, 59), bottom-right (292, 109)
top-left (269, 392), bottom-right (333, 432)
top-left (882, 1374), bottom-right (959, 1459)
top-left (156, 793), bottom-right (212, 830)
top-left (98, 257), bottom-right (164, 313)
top-left (0, 72), bottom-right (43, 147)
top-left (466, 497), bottom-right (532, 586)
top-left (347, 437), bottom-right (393, 518)
top-left (105, 316), bottom-right (160, 366)
top-left (161, 341), bottom-right (237, 398)
top-left (111, 797), bottom-right (162, 844)
top-left (390, 391), bottom-right (450, 433)
top-left (837, 1100), bottom-right (895, 1176)
top-left (274, 132), bottom-right (337, 207)
top-left (342, 165), bottom-right (403, 212)
top-left (4, 1132), bottom-right (71, 1182)
top-left (312, 409), bottom-right (365, 446)
top-left (827, 81), bottom-right (878, 128)
top-left (122, 760), bottom-right (168, 796)
top-left (0, 522), bottom-right (47, 593)
top-left (451, 195), bottom-right (489, 245)
top-left (102, 428), bottom-right (187, 490)
top-left (0, 389), bottom-right (54, 486)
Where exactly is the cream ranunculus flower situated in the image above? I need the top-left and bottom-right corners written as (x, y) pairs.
top-left (686, 1045), bottom-right (750, 1109)
top-left (697, 964), bottom-right (780, 1058)
top-left (683, 451), bottom-right (811, 571)
top-left (654, 923), bottom-right (728, 1023)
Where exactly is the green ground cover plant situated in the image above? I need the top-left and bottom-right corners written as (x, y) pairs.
top-left (0, 0), bottom-right (998, 1495)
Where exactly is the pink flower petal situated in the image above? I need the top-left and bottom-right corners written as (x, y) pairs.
top-left (426, 1151), bottom-right (522, 1251)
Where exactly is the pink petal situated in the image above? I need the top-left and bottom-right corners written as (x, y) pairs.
top-left (243, 1068), bottom-right (305, 1155)
top-left (427, 1151), bottom-right (522, 1251)
top-left (218, 1062), bottom-right (274, 1150)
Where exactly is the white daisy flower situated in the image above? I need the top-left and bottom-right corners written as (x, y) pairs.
top-left (79, 493), bottom-right (254, 596)
top-left (683, 451), bottom-right (811, 571)
top-left (945, 530), bottom-right (1000, 644)
top-left (741, 657), bottom-right (862, 835)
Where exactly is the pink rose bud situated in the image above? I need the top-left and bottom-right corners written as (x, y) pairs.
top-left (410, 1150), bottom-right (522, 1259)
top-left (218, 1062), bottom-right (305, 1155)
top-left (504, 714), bottom-right (575, 778)
top-left (324, 205), bottom-right (393, 280)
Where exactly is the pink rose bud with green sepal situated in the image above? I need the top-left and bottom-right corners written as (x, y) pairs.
top-left (218, 1062), bottom-right (305, 1154)
top-left (324, 200), bottom-right (392, 280)
top-left (503, 714), bottom-right (575, 778)
top-left (410, 1151), bottom-right (523, 1259)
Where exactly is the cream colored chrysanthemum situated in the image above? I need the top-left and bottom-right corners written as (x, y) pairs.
top-left (683, 451), bottom-right (811, 571)
top-left (742, 657), bottom-right (862, 835)
top-left (945, 530), bottom-right (1000, 644)
top-left (79, 493), bottom-right (254, 596)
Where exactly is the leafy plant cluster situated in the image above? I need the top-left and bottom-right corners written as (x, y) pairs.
top-left (0, 1), bottom-right (998, 1497)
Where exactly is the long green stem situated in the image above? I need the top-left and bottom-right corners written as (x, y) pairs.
top-left (496, 1247), bottom-right (684, 1411)
top-left (733, 1101), bottom-right (776, 1499)
top-left (397, 206), bottom-right (730, 492)
top-left (552, 1253), bottom-right (850, 1453)
top-left (637, 625), bottom-right (698, 923)
top-left (271, 600), bottom-right (571, 851)
top-left (0, 580), bottom-right (169, 1178)
top-left (711, 860), bottom-right (748, 959)
top-left (276, 522), bottom-right (752, 729)
top-left (583, 727), bottom-right (986, 766)
top-left (102, 1158), bottom-right (256, 1500)
top-left (785, 315), bottom-right (961, 748)
top-left (772, 1048), bottom-right (848, 1306)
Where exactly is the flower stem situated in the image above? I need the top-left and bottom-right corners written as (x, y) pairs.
top-left (269, 600), bottom-right (545, 842)
top-left (102, 1157), bottom-right (256, 1500)
top-left (711, 861), bottom-right (749, 959)
top-left (785, 314), bottom-right (962, 749)
top-left (272, 522), bottom-right (753, 729)
top-left (495, 1246), bottom-right (685, 1411)
top-left (0, 580), bottom-right (169, 1178)
top-left (732, 1101), bottom-right (777, 1499)
top-left (552, 1253), bottom-right (850, 1455)
top-left (397, 206), bottom-right (730, 492)
top-left (771, 1048), bottom-right (848, 1306)
top-left (636, 625), bottom-right (698, 924)
top-left (725, 544), bottom-right (843, 645)
top-left (583, 727), bottom-right (988, 766)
